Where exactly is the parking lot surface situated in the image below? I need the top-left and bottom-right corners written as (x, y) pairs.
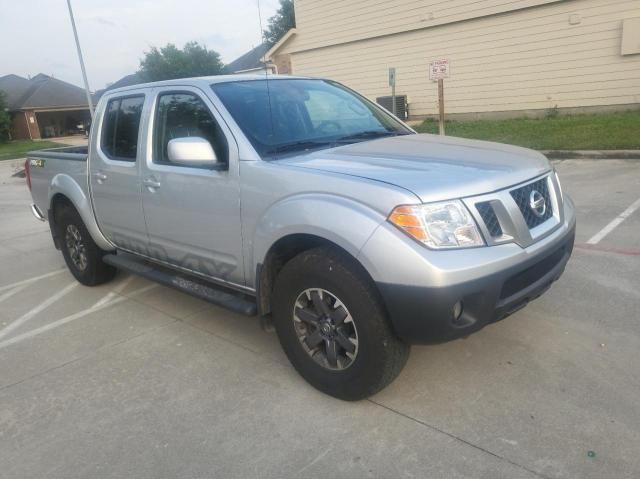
top-left (0, 158), bottom-right (639, 478)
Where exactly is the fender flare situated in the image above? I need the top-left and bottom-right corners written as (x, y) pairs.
top-left (48, 173), bottom-right (114, 251)
top-left (251, 193), bottom-right (385, 287)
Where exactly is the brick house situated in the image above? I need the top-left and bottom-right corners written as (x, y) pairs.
top-left (0, 73), bottom-right (94, 140)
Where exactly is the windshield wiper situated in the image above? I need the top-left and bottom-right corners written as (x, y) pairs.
top-left (266, 140), bottom-right (337, 155)
top-left (335, 130), bottom-right (410, 142)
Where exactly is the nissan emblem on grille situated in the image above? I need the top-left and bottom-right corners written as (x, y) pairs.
top-left (529, 190), bottom-right (546, 218)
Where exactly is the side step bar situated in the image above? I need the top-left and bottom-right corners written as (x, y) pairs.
top-left (103, 253), bottom-right (257, 316)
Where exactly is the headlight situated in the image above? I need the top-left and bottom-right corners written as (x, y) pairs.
top-left (388, 200), bottom-right (485, 249)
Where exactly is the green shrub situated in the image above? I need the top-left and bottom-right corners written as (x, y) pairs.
top-left (0, 91), bottom-right (10, 143)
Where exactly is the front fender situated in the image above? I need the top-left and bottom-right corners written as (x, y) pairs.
top-left (251, 193), bottom-right (385, 287)
top-left (49, 173), bottom-right (114, 251)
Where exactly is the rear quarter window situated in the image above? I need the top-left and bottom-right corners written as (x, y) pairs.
top-left (101, 95), bottom-right (145, 161)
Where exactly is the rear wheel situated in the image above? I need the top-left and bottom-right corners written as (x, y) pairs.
top-left (272, 247), bottom-right (410, 400)
top-left (57, 205), bottom-right (116, 286)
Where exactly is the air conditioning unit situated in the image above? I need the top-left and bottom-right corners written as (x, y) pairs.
top-left (376, 95), bottom-right (409, 120)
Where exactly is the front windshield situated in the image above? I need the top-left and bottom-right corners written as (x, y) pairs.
top-left (211, 78), bottom-right (412, 158)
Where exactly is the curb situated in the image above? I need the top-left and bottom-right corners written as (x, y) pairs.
top-left (543, 150), bottom-right (640, 160)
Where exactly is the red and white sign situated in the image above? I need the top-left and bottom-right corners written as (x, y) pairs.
top-left (429, 58), bottom-right (450, 81)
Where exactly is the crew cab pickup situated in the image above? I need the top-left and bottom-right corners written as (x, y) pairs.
top-left (26, 75), bottom-right (575, 400)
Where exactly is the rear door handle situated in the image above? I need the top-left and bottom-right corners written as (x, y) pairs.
top-left (143, 178), bottom-right (161, 189)
top-left (93, 171), bottom-right (107, 183)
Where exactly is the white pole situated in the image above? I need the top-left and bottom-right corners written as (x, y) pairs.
top-left (66, 0), bottom-right (94, 119)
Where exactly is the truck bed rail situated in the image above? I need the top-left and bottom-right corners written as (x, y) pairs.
top-left (27, 145), bottom-right (88, 162)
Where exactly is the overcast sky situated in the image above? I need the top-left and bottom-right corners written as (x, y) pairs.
top-left (0, 0), bottom-right (279, 90)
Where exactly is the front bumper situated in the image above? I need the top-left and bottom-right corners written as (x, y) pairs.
top-left (358, 198), bottom-right (576, 344)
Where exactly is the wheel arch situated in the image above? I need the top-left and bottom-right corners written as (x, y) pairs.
top-left (251, 194), bottom-right (389, 317)
top-left (48, 175), bottom-right (114, 252)
top-left (256, 233), bottom-right (380, 318)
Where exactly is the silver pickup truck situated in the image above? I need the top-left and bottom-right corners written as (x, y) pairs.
top-left (26, 75), bottom-right (575, 400)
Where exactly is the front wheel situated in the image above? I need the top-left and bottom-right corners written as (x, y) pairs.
top-left (272, 247), bottom-right (410, 400)
top-left (57, 205), bottom-right (116, 286)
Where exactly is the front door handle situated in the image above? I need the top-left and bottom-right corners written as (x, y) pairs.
top-left (143, 178), bottom-right (161, 190)
top-left (93, 171), bottom-right (107, 183)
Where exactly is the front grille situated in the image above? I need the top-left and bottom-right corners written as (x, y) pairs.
top-left (476, 201), bottom-right (502, 237)
top-left (510, 177), bottom-right (553, 229)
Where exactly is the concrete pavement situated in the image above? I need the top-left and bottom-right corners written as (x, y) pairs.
top-left (0, 159), bottom-right (638, 478)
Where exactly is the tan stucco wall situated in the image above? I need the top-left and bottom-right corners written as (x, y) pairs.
top-left (277, 0), bottom-right (640, 117)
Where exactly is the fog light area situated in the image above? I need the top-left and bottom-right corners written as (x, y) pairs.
top-left (453, 301), bottom-right (464, 322)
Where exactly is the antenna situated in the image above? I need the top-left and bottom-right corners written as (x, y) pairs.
top-left (257, 0), bottom-right (275, 144)
top-left (66, 0), bottom-right (94, 119)
top-left (256, 0), bottom-right (268, 75)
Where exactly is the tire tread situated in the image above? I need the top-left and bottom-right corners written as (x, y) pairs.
top-left (272, 246), bottom-right (409, 400)
top-left (57, 205), bottom-right (116, 286)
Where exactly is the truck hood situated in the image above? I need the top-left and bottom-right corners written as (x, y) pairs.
top-left (278, 134), bottom-right (550, 203)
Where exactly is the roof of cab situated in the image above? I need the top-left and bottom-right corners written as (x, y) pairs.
top-left (103, 74), bottom-right (313, 97)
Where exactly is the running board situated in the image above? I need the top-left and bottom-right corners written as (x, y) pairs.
top-left (103, 253), bottom-right (257, 316)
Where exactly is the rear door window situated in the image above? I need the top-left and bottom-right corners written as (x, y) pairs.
top-left (101, 95), bottom-right (144, 161)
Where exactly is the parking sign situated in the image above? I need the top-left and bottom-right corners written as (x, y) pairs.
top-left (429, 59), bottom-right (450, 81)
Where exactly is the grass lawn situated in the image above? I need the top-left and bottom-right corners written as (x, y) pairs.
top-left (0, 140), bottom-right (70, 161)
top-left (414, 110), bottom-right (640, 150)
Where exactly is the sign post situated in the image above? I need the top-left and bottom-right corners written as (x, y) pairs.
top-left (438, 79), bottom-right (445, 136)
top-left (429, 59), bottom-right (450, 135)
top-left (388, 67), bottom-right (397, 116)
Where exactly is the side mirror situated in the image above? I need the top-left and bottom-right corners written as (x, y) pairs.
top-left (167, 137), bottom-right (220, 168)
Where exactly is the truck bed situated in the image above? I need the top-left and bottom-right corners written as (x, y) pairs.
top-left (27, 146), bottom-right (89, 220)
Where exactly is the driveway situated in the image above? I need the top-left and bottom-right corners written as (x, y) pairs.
top-left (49, 135), bottom-right (89, 147)
top-left (0, 159), bottom-right (638, 478)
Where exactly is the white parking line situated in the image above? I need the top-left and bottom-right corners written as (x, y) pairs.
top-left (0, 269), bottom-right (67, 294)
top-left (91, 275), bottom-right (135, 309)
top-left (0, 282), bottom-right (78, 340)
top-left (587, 197), bottom-right (640, 245)
top-left (0, 284), bottom-right (159, 350)
top-left (0, 284), bottom-right (29, 305)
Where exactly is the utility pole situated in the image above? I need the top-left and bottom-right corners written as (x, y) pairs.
top-left (66, 0), bottom-right (94, 119)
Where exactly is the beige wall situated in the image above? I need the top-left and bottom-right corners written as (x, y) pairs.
top-left (275, 0), bottom-right (640, 117)
top-left (290, 0), bottom-right (564, 52)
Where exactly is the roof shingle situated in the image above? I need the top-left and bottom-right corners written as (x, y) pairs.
top-left (0, 73), bottom-right (92, 110)
top-left (225, 44), bottom-right (270, 73)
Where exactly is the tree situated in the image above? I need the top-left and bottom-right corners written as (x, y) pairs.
top-left (139, 42), bottom-right (224, 82)
top-left (263, 0), bottom-right (295, 46)
top-left (0, 91), bottom-right (10, 143)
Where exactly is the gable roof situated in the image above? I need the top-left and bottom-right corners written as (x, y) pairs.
top-left (225, 44), bottom-right (270, 73)
top-left (265, 28), bottom-right (297, 60)
top-left (0, 73), bottom-right (92, 110)
top-left (0, 74), bottom-right (33, 110)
